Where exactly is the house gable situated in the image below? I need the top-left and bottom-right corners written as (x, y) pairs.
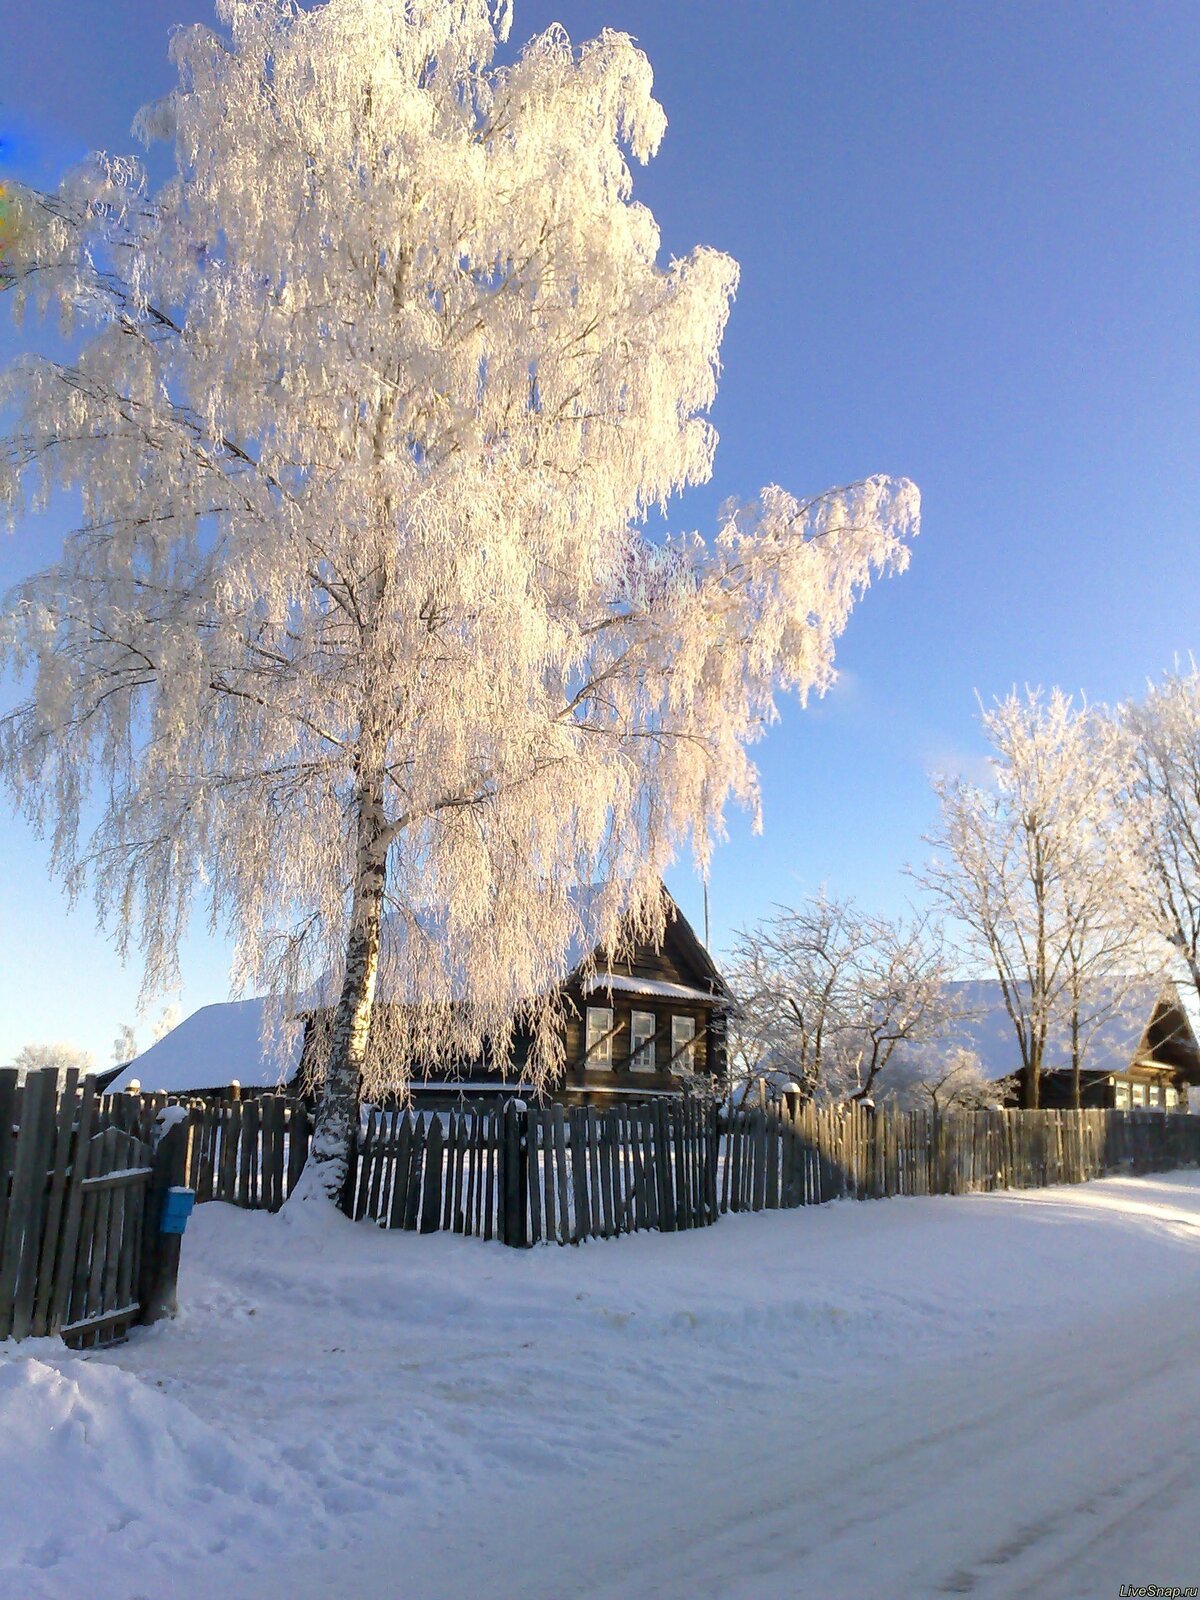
top-left (554, 890), bottom-right (731, 1098)
top-left (1141, 990), bottom-right (1200, 1078)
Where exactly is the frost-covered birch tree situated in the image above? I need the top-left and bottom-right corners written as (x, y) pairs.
top-left (0, 0), bottom-right (918, 1201)
top-left (112, 1023), bottom-right (138, 1066)
top-left (921, 689), bottom-right (1145, 1108)
top-left (1110, 667), bottom-right (1200, 1008)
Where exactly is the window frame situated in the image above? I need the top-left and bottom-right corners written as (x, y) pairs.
top-left (670, 1014), bottom-right (696, 1074)
top-left (585, 1005), bottom-right (614, 1068)
top-left (630, 1009), bottom-right (656, 1073)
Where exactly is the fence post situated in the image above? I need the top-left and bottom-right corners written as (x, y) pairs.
top-left (139, 1114), bottom-right (191, 1325)
top-left (500, 1100), bottom-right (529, 1247)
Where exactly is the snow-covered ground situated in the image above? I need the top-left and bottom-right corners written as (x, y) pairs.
top-left (3, 1175), bottom-right (1200, 1600)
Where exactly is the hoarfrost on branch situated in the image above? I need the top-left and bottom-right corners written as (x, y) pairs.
top-left (920, 689), bottom-right (1151, 1108)
top-left (0, 0), bottom-right (918, 1193)
top-left (727, 894), bottom-right (953, 1105)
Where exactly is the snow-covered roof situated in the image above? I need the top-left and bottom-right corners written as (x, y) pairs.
top-left (922, 978), bottom-right (1191, 1083)
top-left (108, 999), bottom-right (301, 1095)
top-left (583, 972), bottom-right (724, 1005)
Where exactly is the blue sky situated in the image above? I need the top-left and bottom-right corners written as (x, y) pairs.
top-left (1, 0), bottom-right (1197, 1065)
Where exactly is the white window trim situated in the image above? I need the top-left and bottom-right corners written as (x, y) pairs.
top-left (630, 1010), bottom-right (656, 1073)
top-left (670, 1014), bottom-right (696, 1074)
top-left (585, 1006), bottom-right (614, 1067)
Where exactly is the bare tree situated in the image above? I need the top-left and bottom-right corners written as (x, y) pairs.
top-left (836, 910), bottom-right (958, 1104)
top-left (882, 1046), bottom-right (1008, 1115)
top-left (726, 894), bottom-right (954, 1105)
top-left (920, 689), bottom-right (1147, 1108)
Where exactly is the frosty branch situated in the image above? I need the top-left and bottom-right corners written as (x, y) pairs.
top-left (0, 0), bottom-right (918, 1202)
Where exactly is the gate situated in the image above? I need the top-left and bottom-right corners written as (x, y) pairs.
top-left (57, 1125), bottom-right (155, 1348)
top-left (0, 1069), bottom-right (183, 1348)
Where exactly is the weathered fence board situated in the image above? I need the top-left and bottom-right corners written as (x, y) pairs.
top-left (0, 1072), bottom-right (187, 1347)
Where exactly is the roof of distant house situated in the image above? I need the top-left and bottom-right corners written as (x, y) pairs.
top-left (919, 977), bottom-right (1196, 1083)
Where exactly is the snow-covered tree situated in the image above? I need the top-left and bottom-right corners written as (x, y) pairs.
top-left (0, 0), bottom-right (918, 1200)
top-left (1110, 666), bottom-right (1200, 1009)
top-left (726, 895), bottom-right (952, 1104)
top-left (920, 689), bottom-right (1147, 1108)
top-left (8, 1041), bottom-right (94, 1084)
top-left (150, 1003), bottom-right (182, 1043)
top-left (112, 1022), bottom-right (137, 1065)
top-left (881, 1046), bottom-right (1007, 1116)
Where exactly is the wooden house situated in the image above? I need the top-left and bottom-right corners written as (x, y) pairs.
top-left (1010, 985), bottom-right (1199, 1111)
top-left (922, 978), bottom-right (1200, 1112)
top-left (403, 890), bottom-right (731, 1107)
top-left (107, 887), bottom-right (732, 1104)
top-left (294, 887), bottom-right (732, 1107)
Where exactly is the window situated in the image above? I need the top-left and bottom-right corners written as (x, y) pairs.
top-left (585, 1007), bottom-right (614, 1067)
top-left (630, 1010), bottom-right (656, 1072)
top-left (1114, 1082), bottom-right (1131, 1110)
top-left (1166, 1086), bottom-right (1179, 1110)
top-left (670, 1015), bottom-right (696, 1074)
top-left (1131, 1083), bottom-right (1146, 1108)
top-left (1147, 1083), bottom-right (1161, 1108)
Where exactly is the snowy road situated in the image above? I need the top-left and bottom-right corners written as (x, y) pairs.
top-left (264, 1250), bottom-right (1200, 1600)
top-left (4, 1174), bottom-right (1200, 1600)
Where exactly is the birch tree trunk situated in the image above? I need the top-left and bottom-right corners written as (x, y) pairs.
top-left (1071, 1007), bottom-right (1082, 1110)
top-left (300, 776), bottom-right (388, 1204)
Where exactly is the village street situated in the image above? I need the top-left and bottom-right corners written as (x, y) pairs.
top-left (3, 4), bottom-right (1197, 1597)
top-left (250, 1184), bottom-right (1200, 1600)
top-left (5, 1172), bottom-right (1200, 1600)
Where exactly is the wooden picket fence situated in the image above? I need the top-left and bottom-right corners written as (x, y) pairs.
top-left (716, 1101), bottom-right (1200, 1211)
top-left (40, 1090), bottom-right (1200, 1260)
top-left (98, 1091), bottom-right (312, 1211)
top-left (344, 1097), bottom-right (719, 1244)
top-left (342, 1099), bottom-right (1200, 1245)
top-left (0, 1070), bottom-right (186, 1346)
top-left (11, 1075), bottom-right (1198, 1352)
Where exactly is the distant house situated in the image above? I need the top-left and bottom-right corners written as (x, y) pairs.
top-left (108, 887), bottom-right (732, 1104)
top-left (921, 978), bottom-right (1200, 1112)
